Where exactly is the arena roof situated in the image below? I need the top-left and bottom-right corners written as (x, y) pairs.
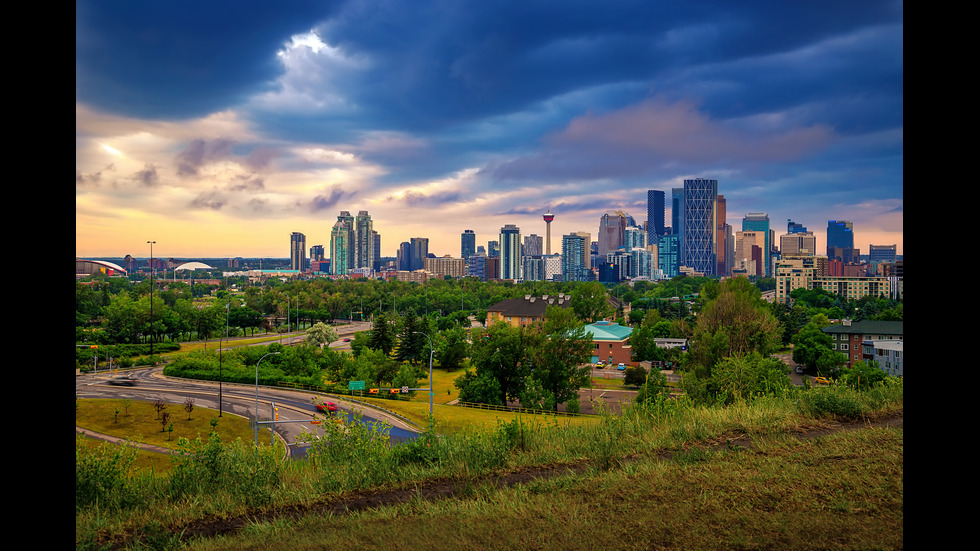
top-left (175, 262), bottom-right (214, 271)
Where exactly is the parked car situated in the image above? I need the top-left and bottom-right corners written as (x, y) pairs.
top-left (594, 361), bottom-right (605, 369)
top-left (617, 363), bottom-right (626, 370)
top-left (813, 376), bottom-right (831, 385)
top-left (795, 366), bottom-right (804, 374)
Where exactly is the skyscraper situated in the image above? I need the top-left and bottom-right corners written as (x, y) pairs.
top-left (499, 224), bottom-right (521, 280)
top-left (290, 232), bottom-right (306, 271)
top-left (410, 237), bottom-right (429, 271)
top-left (461, 229), bottom-right (476, 260)
top-left (683, 178), bottom-right (718, 275)
top-left (597, 211), bottom-right (636, 257)
top-left (354, 211), bottom-right (375, 270)
top-left (742, 213), bottom-right (771, 277)
top-left (523, 234), bottom-right (543, 256)
top-left (672, 187), bottom-right (685, 263)
top-left (827, 220), bottom-right (854, 257)
top-left (788, 219), bottom-right (807, 233)
top-left (562, 233), bottom-right (588, 282)
top-left (646, 190), bottom-right (665, 245)
top-left (329, 220), bottom-right (352, 275)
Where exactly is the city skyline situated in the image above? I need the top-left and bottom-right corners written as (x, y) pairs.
top-left (76, 2), bottom-right (903, 260)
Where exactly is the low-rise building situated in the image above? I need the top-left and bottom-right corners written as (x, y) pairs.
top-left (585, 321), bottom-right (633, 366)
top-left (486, 294), bottom-right (572, 327)
top-left (821, 320), bottom-right (903, 369)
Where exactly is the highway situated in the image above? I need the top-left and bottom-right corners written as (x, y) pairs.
top-left (76, 324), bottom-right (421, 458)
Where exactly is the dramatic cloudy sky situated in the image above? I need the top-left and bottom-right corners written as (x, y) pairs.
top-left (76, 0), bottom-right (903, 260)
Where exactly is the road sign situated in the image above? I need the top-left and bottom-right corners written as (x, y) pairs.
top-left (348, 380), bottom-right (365, 391)
top-left (401, 386), bottom-right (409, 394)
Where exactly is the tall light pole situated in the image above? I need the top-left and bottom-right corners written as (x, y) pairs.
top-left (220, 300), bottom-right (229, 417)
top-left (412, 331), bottom-right (434, 421)
top-left (255, 351), bottom-right (281, 445)
top-left (147, 241), bottom-right (156, 355)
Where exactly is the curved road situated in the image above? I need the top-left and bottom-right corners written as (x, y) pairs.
top-left (76, 364), bottom-right (421, 459)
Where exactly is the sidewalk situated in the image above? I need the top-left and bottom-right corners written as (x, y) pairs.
top-left (75, 426), bottom-right (176, 454)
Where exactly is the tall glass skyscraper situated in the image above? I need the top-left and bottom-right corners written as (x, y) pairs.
top-left (499, 224), bottom-right (521, 280)
top-left (646, 189), bottom-right (665, 245)
top-left (461, 229), bottom-right (476, 260)
top-left (827, 220), bottom-right (854, 254)
top-left (683, 178), bottom-right (718, 275)
top-left (290, 232), bottom-right (306, 271)
top-left (562, 233), bottom-right (588, 282)
top-left (742, 213), bottom-right (771, 277)
top-left (354, 211), bottom-right (375, 270)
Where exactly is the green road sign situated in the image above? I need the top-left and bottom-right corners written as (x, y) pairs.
top-left (348, 380), bottom-right (365, 391)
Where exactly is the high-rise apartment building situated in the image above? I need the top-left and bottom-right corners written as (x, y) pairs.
top-left (562, 233), bottom-right (589, 282)
top-left (499, 224), bottom-right (522, 281)
top-left (410, 237), bottom-right (429, 271)
top-left (683, 178), bottom-right (718, 276)
top-left (290, 232), bottom-right (306, 271)
top-left (523, 234), bottom-right (543, 257)
top-left (647, 189), bottom-right (665, 245)
top-left (742, 213), bottom-right (771, 277)
top-left (658, 234), bottom-right (680, 278)
top-left (354, 211), bottom-right (375, 270)
top-left (461, 229), bottom-right (476, 261)
top-left (672, 187), bottom-right (685, 263)
top-left (329, 220), bottom-right (352, 275)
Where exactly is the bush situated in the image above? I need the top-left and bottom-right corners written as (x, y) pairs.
top-left (797, 387), bottom-right (864, 419)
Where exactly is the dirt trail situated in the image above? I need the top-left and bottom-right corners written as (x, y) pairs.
top-left (95, 410), bottom-right (902, 549)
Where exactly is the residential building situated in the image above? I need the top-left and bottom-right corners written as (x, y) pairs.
top-left (425, 255), bottom-right (466, 279)
top-left (289, 232), bottom-right (306, 271)
top-left (862, 340), bottom-right (903, 377)
top-left (562, 233), bottom-right (589, 282)
top-left (329, 219), bottom-right (352, 275)
top-left (486, 294), bottom-right (572, 327)
top-left (822, 320), bottom-right (903, 369)
top-left (523, 234), bottom-right (543, 257)
top-left (354, 211), bottom-right (375, 270)
top-left (499, 224), bottom-right (522, 281)
top-left (775, 256), bottom-right (898, 304)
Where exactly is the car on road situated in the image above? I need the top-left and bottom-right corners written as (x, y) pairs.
top-left (315, 401), bottom-right (338, 413)
top-left (617, 363), bottom-right (626, 370)
top-left (342, 337), bottom-right (351, 342)
top-left (813, 376), bottom-right (831, 385)
top-left (107, 375), bottom-right (135, 386)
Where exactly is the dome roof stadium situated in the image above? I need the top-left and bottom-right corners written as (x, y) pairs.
top-left (175, 262), bottom-right (214, 271)
top-left (76, 258), bottom-right (127, 277)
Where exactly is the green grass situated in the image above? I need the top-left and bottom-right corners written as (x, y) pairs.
top-left (186, 426), bottom-right (904, 551)
top-left (75, 399), bottom-right (274, 456)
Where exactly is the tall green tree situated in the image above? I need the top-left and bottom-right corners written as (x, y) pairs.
top-left (305, 322), bottom-right (338, 349)
top-left (792, 322), bottom-right (847, 377)
top-left (465, 322), bottom-right (537, 406)
top-left (368, 313), bottom-right (396, 356)
top-left (689, 278), bottom-right (782, 377)
top-left (525, 306), bottom-right (594, 411)
top-left (570, 281), bottom-right (612, 323)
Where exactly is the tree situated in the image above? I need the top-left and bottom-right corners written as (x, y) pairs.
top-left (792, 322), bottom-right (846, 377)
top-left (839, 360), bottom-right (889, 390)
top-left (305, 322), bottom-right (338, 349)
top-left (435, 325), bottom-right (468, 371)
top-left (710, 353), bottom-right (791, 404)
top-left (395, 312), bottom-right (427, 364)
top-left (525, 306), bottom-right (594, 411)
top-left (571, 281), bottom-right (612, 323)
top-left (689, 278), bottom-right (782, 377)
top-left (368, 314), bottom-right (396, 356)
top-left (466, 322), bottom-right (536, 406)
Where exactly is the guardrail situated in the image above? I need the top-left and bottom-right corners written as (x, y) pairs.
top-left (455, 401), bottom-right (584, 417)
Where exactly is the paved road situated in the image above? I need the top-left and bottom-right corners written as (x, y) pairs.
top-left (76, 364), bottom-right (419, 458)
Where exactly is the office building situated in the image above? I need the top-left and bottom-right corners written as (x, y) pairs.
top-left (647, 189), bottom-right (666, 245)
top-left (780, 231), bottom-right (818, 257)
top-left (788, 219), bottom-right (807, 233)
top-left (658, 234), bottom-right (680, 278)
top-left (425, 255), bottom-right (466, 279)
top-left (827, 220), bottom-right (854, 257)
top-left (735, 231), bottom-right (766, 276)
top-left (499, 224), bottom-right (522, 281)
top-left (716, 196), bottom-right (731, 277)
top-left (742, 212), bottom-right (771, 277)
top-left (597, 211), bottom-right (637, 257)
top-left (672, 187), bottom-right (685, 263)
top-left (461, 230), bottom-right (476, 261)
top-left (488, 240), bottom-right (499, 258)
top-left (290, 232), bottom-right (306, 271)
top-left (683, 178), bottom-right (718, 276)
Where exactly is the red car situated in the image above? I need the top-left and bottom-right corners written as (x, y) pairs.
top-left (342, 338), bottom-right (351, 342)
top-left (315, 401), bottom-right (338, 413)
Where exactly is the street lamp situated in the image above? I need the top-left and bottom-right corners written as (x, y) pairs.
top-left (254, 351), bottom-right (281, 445)
top-left (412, 331), bottom-right (434, 421)
top-left (219, 301), bottom-right (229, 417)
top-left (147, 241), bottom-right (155, 355)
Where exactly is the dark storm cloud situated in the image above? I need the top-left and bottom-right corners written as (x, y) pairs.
top-left (309, 185), bottom-right (354, 212)
top-left (134, 163), bottom-right (160, 187)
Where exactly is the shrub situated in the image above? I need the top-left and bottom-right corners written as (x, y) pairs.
top-left (797, 387), bottom-right (864, 419)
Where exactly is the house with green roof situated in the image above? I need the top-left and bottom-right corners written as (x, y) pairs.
top-left (585, 321), bottom-right (633, 367)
